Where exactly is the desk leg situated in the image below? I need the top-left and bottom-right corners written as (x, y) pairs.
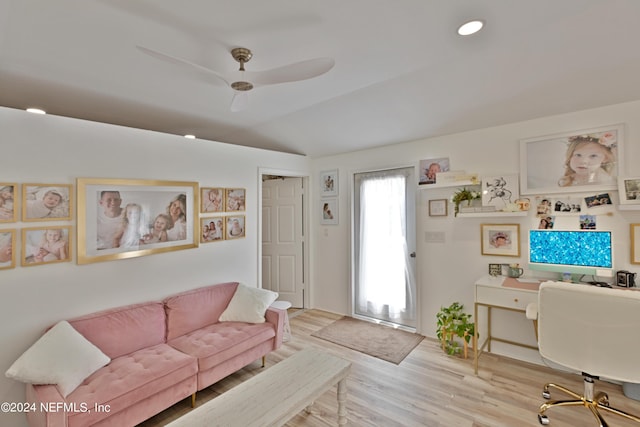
top-left (474, 303), bottom-right (479, 375)
top-left (337, 378), bottom-right (348, 426)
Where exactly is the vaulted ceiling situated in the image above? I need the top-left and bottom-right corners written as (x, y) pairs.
top-left (2, 1), bottom-right (639, 157)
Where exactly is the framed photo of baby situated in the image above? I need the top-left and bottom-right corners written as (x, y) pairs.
top-left (226, 215), bottom-right (245, 239)
top-left (225, 188), bottom-right (246, 212)
top-left (201, 217), bottom-right (225, 243)
top-left (76, 178), bottom-right (199, 265)
top-left (480, 224), bottom-right (520, 257)
top-left (519, 124), bottom-right (623, 195)
top-left (201, 187), bottom-right (225, 213)
top-left (0, 229), bottom-right (16, 269)
top-left (22, 184), bottom-right (73, 221)
top-left (618, 177), bottom-right (640, 205)
top-left (22, 226), bottom-right (72, 266)
top-left (0, 183), bottom-right (17, 223)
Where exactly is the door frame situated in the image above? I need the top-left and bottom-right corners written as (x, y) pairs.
top-left (257, 167), bottom-right (310, 309)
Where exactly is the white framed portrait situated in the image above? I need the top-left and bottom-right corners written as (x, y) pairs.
top-left (321, 198), bottom-right (338, 225)
top-left (320, 170), bottom-right (338, 197)
top-left (520, 124), bottom-right (623, 195)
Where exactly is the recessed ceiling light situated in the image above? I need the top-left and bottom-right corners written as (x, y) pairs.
top-left (458, 20), bottom-right (484, 36)
top-left (26, 108), bottom-right (46, 115)
top-left (184, 134), bottom-right (196, 139)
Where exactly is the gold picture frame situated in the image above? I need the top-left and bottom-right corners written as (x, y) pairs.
top-left (0, 229), bottom-right (16, 269)
top-left (428, 199), bottom-right (448, 216)
top-left (225, 188), bottom-right (246, 212)
top-left (22, 226), bottom-right (72, 266)
top-left (632, 224), bottom-right (640, 265)
top-left (201, 216), bottom-right (225, 243)
top-left (22, 183), bottom-right (73, 222)
top-left (77, 178), bottom-right (199, 264)
top-left (201, 187), bottom-right (225, 213)
top-left (480, 224), bottom-right (520, 257)
top-left (226, 215), bottom-right (246, 240)
top-left (0, 183), bottom-right (18, 223)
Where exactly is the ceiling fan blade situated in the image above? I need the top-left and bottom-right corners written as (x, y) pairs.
top-left (230, 91), bottom-right (249, 112)
top-left (136, 45), bottom-right (230, 85)
top-left (250, 57), bottom-right (335, 86)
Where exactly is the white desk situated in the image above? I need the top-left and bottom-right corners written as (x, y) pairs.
top-left (473, 275), bottom-right (540, 374)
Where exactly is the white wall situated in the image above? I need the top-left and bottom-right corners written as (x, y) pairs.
top-left (311, 100), bottom-right (640, 363)
top-left (0, 107), bottom-right (310, 427)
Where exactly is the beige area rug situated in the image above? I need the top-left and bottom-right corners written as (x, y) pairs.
top-left (311, 316), bottom-right (424, 364)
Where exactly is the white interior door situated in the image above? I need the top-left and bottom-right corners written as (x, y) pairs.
top-left (262, 177), bottom-right (304, 307)
top-left (353, 167), bottom-right (417, 329)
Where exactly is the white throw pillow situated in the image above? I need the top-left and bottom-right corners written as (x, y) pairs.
top-left (5, 320), bottom-right (110, 397)
top-left (219, 284), bottom-right (279, 323)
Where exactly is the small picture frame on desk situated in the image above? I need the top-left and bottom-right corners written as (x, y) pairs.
top-left (428, 199), bottom-right (448, 217)
top-left (488, 263), bottom-right (502, 277)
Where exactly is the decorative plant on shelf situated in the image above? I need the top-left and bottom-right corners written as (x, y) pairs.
top-left (451, 187), bottom-right (482, 216)
top-left (436, 302), bottom-right (476, 358)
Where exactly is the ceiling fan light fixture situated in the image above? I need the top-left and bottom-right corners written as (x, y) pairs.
top-left (231, 81), bottom-right (254, 91)
top-left (457, 19), bottom-right (484, 36)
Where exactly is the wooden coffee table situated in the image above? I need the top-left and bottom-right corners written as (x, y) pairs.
top-left (167, 347), bottom-right (351, 427)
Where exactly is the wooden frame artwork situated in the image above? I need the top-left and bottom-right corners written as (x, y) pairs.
top-left (520, 124), bottom-right (623, 195)
top-left (22, 184), bottom-right (73, 221)
top-left (225, 188), bottom-right (246, 212)
top-left (0, 229), bottom-right (16, 269)
top-left (632, 224), bottom-right (640, 265)
top-left (201, 187), bottom-right (225, 213)
top-left (0, 183), bottom-right (17, 223)
top-left (226, 215), bottom-right (246, 239)
top-left (21, 226), bottom-right (72, 266)
top-left (480, 224), bottom-right (520, 257)
top-left (76, 178), bottom-right (199, 264)
top-left (201, 216), bottom-right (225, 243)
top-left (428, 199), bottom-right (448, 217)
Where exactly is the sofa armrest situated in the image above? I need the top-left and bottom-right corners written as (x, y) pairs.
top-left (26, 383), bottom-right (67, 427)
top-left (264, 307), bottom-right (285, 349)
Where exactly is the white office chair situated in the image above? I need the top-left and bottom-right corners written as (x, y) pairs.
top-left (535, 280), bottom-right (640, 426)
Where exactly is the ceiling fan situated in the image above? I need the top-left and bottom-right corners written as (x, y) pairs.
top-left (137, 46), bottom-right (335, 112)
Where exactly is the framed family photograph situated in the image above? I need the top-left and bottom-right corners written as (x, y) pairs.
top-left (225, 188), bottom-right (246, 212)
top-left (428, 199), bottom-right (448, 217)
top-left (632, 224), bottom-right (640, 265)
top-left (481, 174), bottom-right (519, 211)
top-left (0, 229), bottom-right (15, 269)
top-left (480, 224), bottom-right (520, 257)
top-left (320, 169), bottom-right (338, 197)
top-left (21, 226), bottom-right (72, 266)
top-left (201, 217), bottom-right (225, 243)
top-left (22, 184), bottom-right (73, 221)
top-left (226, 215), bottom-right (245, 239)
top-left (419, 157), bottom-right (450, 185)
top-left (321, 198), bottom-right (338, 225)
top-left (520, 124), bottom-right (623, 195)
top-left (618, 177), bottom-right (640, 205)
top-left (76, 178), bottom-right (199, 265)
top-left (0, 183), bottom-right (17, 222)
top-left (201, 187), bottom-right (225, 213)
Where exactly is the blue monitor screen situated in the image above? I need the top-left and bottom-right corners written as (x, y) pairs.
top-left (529, 230), bottom-right (612, 269)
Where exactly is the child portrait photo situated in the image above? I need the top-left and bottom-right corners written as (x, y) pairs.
top-left (0, 230), bottom-right (15, 269)
top-left (22, 184), bottom-right (72, 221)
top-left (226, 215), bottom-right (245, 239)
top-left (225, 188), bottom-right (246, 212)
top-left (0, 184), bottom-right (17, 222)
top-left (201, 187), bottom-right (224, 213)
top-left (22, 226), bottom-right (71, 266)
top-left (419, 157), bottom-right (450, 185)
top-left (201, 217), bottom-right (225, 243)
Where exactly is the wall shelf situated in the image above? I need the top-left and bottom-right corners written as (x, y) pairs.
top-left (419, 180), bottom-right (479, 189)
top-left (617, 205), bottom-right (640, 211)
top-left (457, 211), bottom-right (528, 218)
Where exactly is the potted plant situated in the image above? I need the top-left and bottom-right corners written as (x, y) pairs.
top-left (436, 302), bottom-right (476, 358)
top-left (451, 187), bottom-right (481, 216)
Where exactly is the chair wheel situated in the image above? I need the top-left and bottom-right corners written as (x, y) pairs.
top-left (538, 414), bottom-right (550, 425)
top-left (542, 390), bottom-right (551, 399)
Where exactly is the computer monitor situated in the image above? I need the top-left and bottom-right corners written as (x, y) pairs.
top-left (528, 229), bottom-right (613, 277)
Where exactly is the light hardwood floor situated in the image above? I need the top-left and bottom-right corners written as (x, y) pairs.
top-left (140, 309), bottom-right (640, 427)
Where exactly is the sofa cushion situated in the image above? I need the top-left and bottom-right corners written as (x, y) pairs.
top-left (65, 343), bottom-right (197, 427)
top-left (68, 301), bottom-right (166, 359)
top-left (5, 321), bottom-right (110, 397)
top-left (168, 322), bottom-right (275, 371)
top-left (164, 282), bottom-right (239, 341)
top-left (218, 284), bottom-right (279, 323)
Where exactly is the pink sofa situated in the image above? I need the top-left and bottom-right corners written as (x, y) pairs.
top-left (25, 282), bottom-right (285, 427)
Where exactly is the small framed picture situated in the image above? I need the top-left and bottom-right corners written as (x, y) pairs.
top-left (22, 184), bottom-right (73, 221)
top-left (488, 263), bottom-right (502, 277)
top-left (0, 183), bottom-right (17, 223)
top-left (618, 177), bottom-right (640, 205)
top-left (225, 188), bottom-right (246, 212)
top-left (226, 215), bottom-right (245, 239)
top-left (320, 170), bottom-right (338, 197)
top-left (201, 187), bottom-right (225, 213)
top-left (0, 229), bottom-right (16, 270)
top-left (321, 198), bottom-right (338, 225)
top-left (631, 224), bottom-right (640, 265)
top-left (22, 226), bottom-right (72, 266)
top-left (428, 199), bottom-right (448, 217)
top-left (201, 217), bottom-right (225, 243)
top-left (480, 224), bottom-right (520, 257)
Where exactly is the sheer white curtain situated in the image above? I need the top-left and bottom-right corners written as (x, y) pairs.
top-left (355, 170), bottom-right (415, 325)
